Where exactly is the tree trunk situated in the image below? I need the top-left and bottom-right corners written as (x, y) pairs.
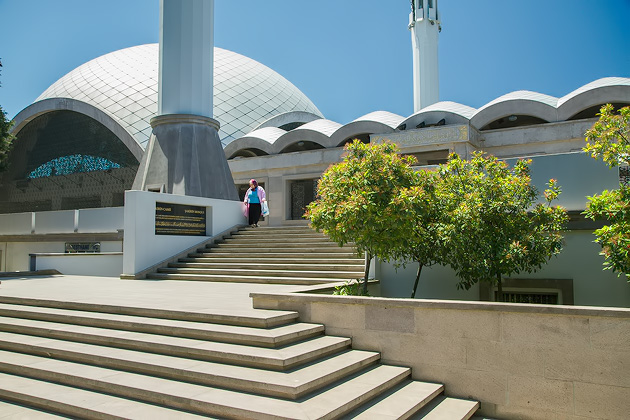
top-left (362, 252), bottom-right (372, 295)
top-left (410, 263), bottom-right (423, 298)
top-left (496, 273), bottom-right (503, 302)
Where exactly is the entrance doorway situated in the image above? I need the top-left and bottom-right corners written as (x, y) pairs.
top-left (289, 179), bottom-right (318, 220)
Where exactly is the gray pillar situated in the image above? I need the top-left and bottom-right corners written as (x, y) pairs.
top-left (133, 115), bottom-right (238, 200)
top-left (133, 0), bottom-right (238, 200)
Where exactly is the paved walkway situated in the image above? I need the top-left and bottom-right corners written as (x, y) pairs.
top-left (0, 274), bottom-right (321, 316)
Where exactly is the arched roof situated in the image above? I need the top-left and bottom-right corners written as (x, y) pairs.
top-left (223, 127), bottom-right (285, 157)
top-left (557, 77), bottom-right (630, 121)
top-left (470, 91), bottom-right (559, 129)
top-left (271, 119), bottom-right (342, 152)
top-left (401, 101), bottom-right (476, 129)
top-left (251, 111), bottom-right (323, 131)
top-left (329, 111), bottom-right (405, 146)
top-left (13, 98), bottom-right (144, 162)
top-left (34, 44), bottom-right (323, 149)
top-left (226, 77), bottom-right (630, 157)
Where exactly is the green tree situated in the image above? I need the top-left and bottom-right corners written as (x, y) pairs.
top-left (0, 104), bottom-right (15, 172)
top-left (438, 152), bottom-right (567, 301)
top-left (389, 169), bottom-right (447, 298)
top-left (0, 59), bottom-right (15, 171)
top-left (305, 139), bottom-right (419, 294)
top-left (583, 105), bottom-right (630, 279)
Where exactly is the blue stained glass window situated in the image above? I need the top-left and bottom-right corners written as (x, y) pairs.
top-left (28, 154), bottom-right (121, 179)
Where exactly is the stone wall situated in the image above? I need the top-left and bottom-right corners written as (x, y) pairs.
top-left (251, 292), bottom-right (630, 419)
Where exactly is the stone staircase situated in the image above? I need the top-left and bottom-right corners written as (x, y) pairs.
top-left (0, 296), bottom-right (479, 419)
top-left (0, 225), bottom-right (480, 418)
top-left (147, 226), bottom-right (365, 285)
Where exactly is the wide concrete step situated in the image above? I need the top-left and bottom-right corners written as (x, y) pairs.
top-left (180, 257), bottom-right (365, 264)
top-left (347, 380), bottom-right (444, 419)
top-left (157, 267), bottom-right (362, 279)
top-left (239, 227), bottom-right (316, 234)
top-left (223, 237), bottom-right (332, 244)
top-left (0, 303), bottom-right (323, 348)
top-left (0, 333), bottom-right (379, 400)
top-left (147, 272), bottom-right (348, 285)
top-left (170, 262), bottom-right (365, 272)
top-left (0, 372), bottom-right (210, 419)
top-left (0, 351), bottom-right (410, 419)
top-left (0, 295), bottom-right (297, 328)
top-left (410, 395), bottom-right (480, 420)
top-left (190, 251), bottom-right (361, 259)
top-left (232, 232), bottom-right (326, 239)
top-left (207, 246), bottom-right (356, 254)
top-left (0, 316), bottom-right (350, 370)
top-left (0, 399), bottom-right (70, 419)
top-left (214, 241), bottom-right (346, 249)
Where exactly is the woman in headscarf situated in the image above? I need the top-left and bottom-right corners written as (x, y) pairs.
top-left (243, 179), bottom-right (266, 227)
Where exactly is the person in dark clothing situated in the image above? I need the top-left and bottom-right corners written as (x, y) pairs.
top-left (243, 179), bottom-right (266, 227)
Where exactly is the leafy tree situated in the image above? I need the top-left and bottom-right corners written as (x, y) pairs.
top-left (0, 58), bottom-right (15, 171)
top-left (583, 105), bottom-right (630, 279)
top-left (305, 139), bottom-right (419, 294)
top-left (0, 104), bottom-right (15, 172)
top-left (389, 169), bottom-right (447, 298)
top-left (438, 152), bottom-right (567, 301)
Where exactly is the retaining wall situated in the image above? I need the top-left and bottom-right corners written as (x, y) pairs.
top-left (252, 292), bottom-right (630, 419)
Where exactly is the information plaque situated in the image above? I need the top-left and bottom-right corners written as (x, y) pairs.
top-left (155, 202), bottom-right (206, 236)
top-left (65, 242), bottom-right (100, 253)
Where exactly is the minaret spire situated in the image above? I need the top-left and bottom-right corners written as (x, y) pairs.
top-left (409, 0), bottom-right (440, 112)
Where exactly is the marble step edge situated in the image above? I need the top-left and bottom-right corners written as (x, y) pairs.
top-left (213, 242), bottom-right (349, 248)
top-left (169, 262), bottom-right (365, 271)
top-left (156, 267), bottom-right (362, 278)
top-left (189, 252), bottom-right (361, 258)
top-left (222, 237), bottom-right (332, 242)
top-left (0, 303), bottom-right (324, 348)
top-left (347, 380), bottom-right (444, 420)
top-left (412, 395), bottom-right (480, 420)
top-left (0, 336), bottom-right (380, 400)
top-left (0, 353), bottom-right (411, 420)
top-left (146, 273), bottom-right (348, 285)
top-left (0, 296), bottom-right (297, 328)
top-left (180, 257), bottom-right (365, 264)
top-left (0, 372), bottom-right (209, 419)
top-left (0, 317), bottom-right (352, 371)
top-left (0, 398), bottom-right (79, 419)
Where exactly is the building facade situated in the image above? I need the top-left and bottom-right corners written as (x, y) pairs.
top-left (3, 42), bottom-right (630, 306)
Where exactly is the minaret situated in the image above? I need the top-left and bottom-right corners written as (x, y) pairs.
top-left (409, 0), bottom-right (440, 112)
top-left (133, 0), bottom-right (239, 200)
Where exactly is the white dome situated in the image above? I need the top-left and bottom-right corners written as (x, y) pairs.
top-left (36, 44), bottom-right (323, 148)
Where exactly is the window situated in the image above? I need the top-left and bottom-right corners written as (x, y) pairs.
top-left (289, 179), bottom-right (318, 220)
top-left (480, 278), bottom-right (574, 305)
top-left (492, 288), bottom-right (560, 304)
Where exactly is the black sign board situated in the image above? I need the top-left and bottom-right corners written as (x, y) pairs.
top-left (65, 242), bottom-right (101, 253)
top-left (155, 202), bottom-right (206, 236)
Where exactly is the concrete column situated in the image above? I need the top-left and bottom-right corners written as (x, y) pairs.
top-left (158, 0), bottom-right (213, 117)
top-left (134, 0), bottom-right (238, 200)
top-left (410, 0), bottom-right (440, 112)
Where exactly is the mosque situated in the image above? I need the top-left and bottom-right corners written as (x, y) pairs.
top-left (2, 0), bottom-right (630, 307)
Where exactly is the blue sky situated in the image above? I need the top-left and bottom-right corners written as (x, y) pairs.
top-left (1, 0), bottom-right (629, 123)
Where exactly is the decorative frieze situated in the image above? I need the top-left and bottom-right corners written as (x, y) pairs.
top-left (372, 124), bottom-right (474, 147)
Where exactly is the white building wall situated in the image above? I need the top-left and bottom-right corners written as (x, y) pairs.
top-left (122, 190), bottom-right (245, 275)
top-left (35, 253), bottom-right (123, 277)
top-left (2, 241), bottom-right (123, 273)
top-left (378, 231), bottom-right (630, 308)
